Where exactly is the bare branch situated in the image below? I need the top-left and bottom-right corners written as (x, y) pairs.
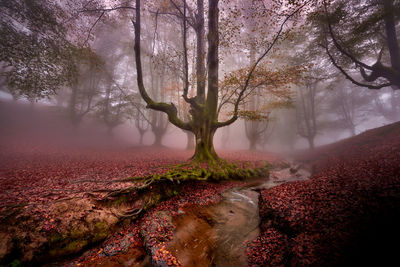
top-left (80, 6), bottom-right (136, 13)
top-left (215, 0), bottom-right (310, 128)
top-left (323, 43), bottom-right (390, 89)
top-left (84, 11), bottom-right (104, 45)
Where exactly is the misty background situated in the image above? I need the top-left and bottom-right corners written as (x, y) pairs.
top-left (1, 0), bottom-right (399, 154)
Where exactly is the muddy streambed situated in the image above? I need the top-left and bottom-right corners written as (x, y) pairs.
top-left (159, 165), bottom-right (310, 267)
top-left (57, 164), bottom-right (309, 267)
top-left (164, 188), bottom-right (259, 266)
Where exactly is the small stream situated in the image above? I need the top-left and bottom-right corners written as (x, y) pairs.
top-left (164, 164), bottom-right (310, 266)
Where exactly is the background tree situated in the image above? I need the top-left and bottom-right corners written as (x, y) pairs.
top-left (373, 88), bottom-right (400, 121)
top-left (326, 78), bottom-right (374, 136)
top-left (319, 0), bottom-right (400, 89)
top-left (296, 75), bottom-right (320, 150)
top-left (66, 47), bottom-right (103, 127)
top-left (0, 0), bottom-right (82, 101)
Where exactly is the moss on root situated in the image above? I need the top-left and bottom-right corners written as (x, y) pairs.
top-left (126, 161), bottom-right (270, 185)
top-left (47, 221), bottom-right (111, 258)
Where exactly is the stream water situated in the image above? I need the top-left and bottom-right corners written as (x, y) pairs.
top-left (163, 165), bottom-right (310, 267)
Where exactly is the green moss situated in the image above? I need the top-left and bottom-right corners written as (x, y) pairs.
top-left (165, 186), bottom-right (180, 198)
top-left (124, 161), bottom-right (270, 191)
top-left (46, 220), bottom-right (111, 259)
top-left (49, 232), bottom-right (63, 244)
top-left (111, 195), bottom-right (129, 206)
top-left (49, 239), bottom-right (88, 257)
top-left (92, 221), bottom-right (110, 242)
top-left (9, 259), bottom-right (21, 267)
top-left (94, 221), bottom-right (107, 231)
top-left (65, 240), bottom-right (87, 253)
top-left (93, 230), bottom-right (108, 242)
top-left (70, 228), bottom-right (86, 239)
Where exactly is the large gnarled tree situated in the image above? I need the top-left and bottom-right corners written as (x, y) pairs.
top-left (133, 0), bottom-right (309, 161)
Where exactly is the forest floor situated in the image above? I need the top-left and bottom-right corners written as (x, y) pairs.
top-left (1, 119), bottom-right (400, 266)
top-left (0, 139), bottom-right (282, 266)
top-left (247, 121), bottom-right (400, 266)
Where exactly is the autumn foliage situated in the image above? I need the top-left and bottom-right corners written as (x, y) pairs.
top-left (247, 122), bottom-right (400, 266)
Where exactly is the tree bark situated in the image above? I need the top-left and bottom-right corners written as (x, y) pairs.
top-left (188, 0), bottom-right (220, 162)
top-left (138, 129), bottom-right (145, 145)
top-left (383, 0), bottom-right (400, 72)
top-left (152, 129), bottom-right (163, 147)
top-left (220, 126), bottom-right (230, 149)
top-left (249, 138), bottom-right (257, 151)
top-left (191, 124), bottom-right (218, 161)
top-left (195, 0), bottom-right (206, 101)
top-left (185, 131), bottom-right (195, 150)
top-left (308, 137), bottom-right (315, 150)
top-left (350, 125), bottom-right (356, 137)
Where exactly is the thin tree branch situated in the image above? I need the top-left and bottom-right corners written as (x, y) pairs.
top-left (215, 0), bottom-right (310, 128)
top-left (323, 43), bottom-right (391, 89)
top-left (84, 11), bottom-right (104, 45)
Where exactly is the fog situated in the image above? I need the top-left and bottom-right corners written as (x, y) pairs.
top-left (1, 0), bottom-right (399, 157)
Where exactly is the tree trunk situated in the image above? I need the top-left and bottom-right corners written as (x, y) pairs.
top-left (188, 0), bottom-right (219, 162)
top-left (308, 137), bottom-right (315, 150)
top-left (350, 126), bottom-right (356, 136)
top-left (185, 131), bottom-right (195, 150)
top-left (107, 126), bottom-right (114, 138)
top-left (249, 137), bottom-right (257, 151)
top-left (220, 126), bottom-right (230, 149)
top-left (69, 86), bottom-right (79, 128)
top-left (138, 129), bottom-right (145, 145)
top-left (152, 129), bottom-right (164, 147)
top-left (191, 124), bottom-right (218, 162)
top-left (195, 0), bottom-right (206, 100)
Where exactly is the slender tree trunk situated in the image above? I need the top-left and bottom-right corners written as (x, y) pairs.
top-left (308, 137), bottom-right (315, 150)
top-left (138, 129), bottom-right (145, 145)
top-left (350, 125), bottom-right (356, 136)
top-left (249, 137), bottom-right (257, 151)
top-left (185, 131), bottom-right (195, 150)
top-left (152, 128), bottom-right (164, 147)
top-left (244, 40), bottom-right (260, 151)
top-left (195, 0), bottom-right (206, 100)
top-left (221, 126), bottom-right (230, 149)
top-left (69, 86), bottom-right (79, 128)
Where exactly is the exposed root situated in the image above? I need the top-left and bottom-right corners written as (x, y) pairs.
top-left (116, 207), bottom-right (144, 219)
